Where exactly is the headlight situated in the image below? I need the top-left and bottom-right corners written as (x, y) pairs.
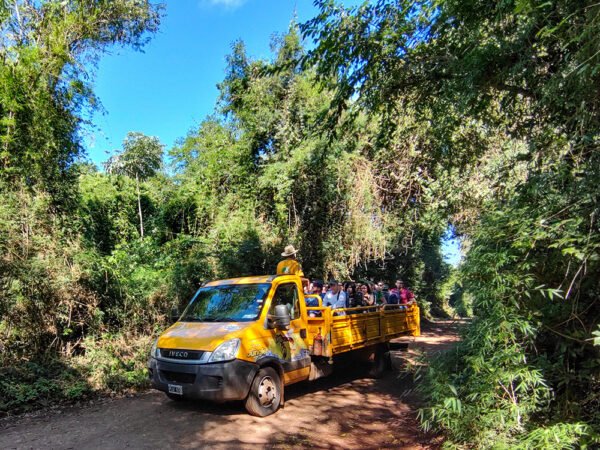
top-left (150, 338), bottom-right (159, 358)
top-left (208, 339), bottom-right (240, 363)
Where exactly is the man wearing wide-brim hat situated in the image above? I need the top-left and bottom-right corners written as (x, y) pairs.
top-left (276, 245), bottom-right (304, 276)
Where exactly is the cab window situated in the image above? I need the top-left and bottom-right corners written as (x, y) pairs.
top-left (270, 283), bottom-right (301, 320)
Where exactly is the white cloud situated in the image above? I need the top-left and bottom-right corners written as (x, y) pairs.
top-left (201, 0), bottom-right (247, 10)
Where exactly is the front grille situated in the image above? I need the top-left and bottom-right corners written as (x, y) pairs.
top-left (159, 348), bottom-right (204, 360)
top-left (160, 370), bottom-right (196, 384)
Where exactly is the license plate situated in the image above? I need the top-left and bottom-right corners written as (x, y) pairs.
top-left (168, 384), bottom-right (183, 395)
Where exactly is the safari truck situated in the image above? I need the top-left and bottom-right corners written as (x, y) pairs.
top-left (148, 274), bottom-right (420, 417)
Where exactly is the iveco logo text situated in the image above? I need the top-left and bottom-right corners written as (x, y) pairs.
top-left (168, 351), bottom-right (188, 358)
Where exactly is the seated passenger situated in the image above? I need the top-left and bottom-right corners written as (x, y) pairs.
top-left (387, 292), bottom-right (400, 305)
top-left (360, 284), bottom-right (374, 306)
top-left (323, 280), bottom-right (347, 315)
top-left (345, 283), bottom-right (361, 308)
top-left (390, 279), bottom-right (415, 305)
top-left (373, 281), bottom-right (386, 305)
top-left (304, 294), bottom-right (322, 317)
top-left (311, 280), bottom-right (325, 300)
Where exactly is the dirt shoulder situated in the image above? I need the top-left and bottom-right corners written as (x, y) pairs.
top-left (0, 319), bottom-right (464, 450)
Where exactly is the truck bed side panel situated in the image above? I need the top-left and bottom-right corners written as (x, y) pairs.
top-left (327, 305), bottom-right (420, 355)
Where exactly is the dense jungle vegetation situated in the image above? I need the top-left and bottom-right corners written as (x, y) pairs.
top-left (0, 0), bottom-right (598, 447)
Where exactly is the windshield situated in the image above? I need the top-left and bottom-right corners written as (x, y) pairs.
top-left (180, 283), bottom-right (271, 322)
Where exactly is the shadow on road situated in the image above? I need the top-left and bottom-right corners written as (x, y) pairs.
top-left (142, 320), bottom-right (463, 448)
top-left (0, 320), bottom-right (462, 450)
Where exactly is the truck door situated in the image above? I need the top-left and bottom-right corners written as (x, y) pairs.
top-left (268, 282), bottom-right (311, 383)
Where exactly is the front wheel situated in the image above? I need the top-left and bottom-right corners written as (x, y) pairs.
top-left (244, 367), bottom-right (282, 417)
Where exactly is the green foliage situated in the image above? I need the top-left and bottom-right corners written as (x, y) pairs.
top-left (79, 171), bottom-right (140, 252)
top-left (0, 183), bottom-right (100, 360)
top-left (0, 0), bottom-right (164, 414)
top-left (303, 0), bottom-right (600, 447)
top-left (104, 132), bottom-right (163, 180)
top-left (0, 360), bottom-right (91, 414)
top-left (520, 423), bottom-right (596, 450)
top-left (0, 4), bottom-right (454, 416)
top-left (594, 327), bottom-right (600, 347)
top-left (438, 268), bottom-right (472, 318)
top-left (0, 0), bottom-right (162, 197)
top-left (171, 28), bottom-right (423, 281)
top-left (104, 132), bottom-right (164, 238)
top-left (82, 333), bottom-right (153, 393)
top-left (0, 333), bottom-right (152, 415)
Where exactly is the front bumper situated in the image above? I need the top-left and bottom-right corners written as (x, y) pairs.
top-left (148, 357), bottom-right (258, 402)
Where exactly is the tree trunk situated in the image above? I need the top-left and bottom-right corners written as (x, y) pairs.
top-left (136, 173), bottom-right (144, 239)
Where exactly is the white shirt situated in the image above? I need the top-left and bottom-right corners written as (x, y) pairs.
top-left (323, 290), bottom-right (347, 309)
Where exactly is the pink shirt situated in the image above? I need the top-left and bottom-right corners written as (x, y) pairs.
top-left (390, 287), bottom-right (414, 304)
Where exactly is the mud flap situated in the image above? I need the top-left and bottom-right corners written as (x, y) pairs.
top-left (308, 359), bottom-right (334, 381)
top-left (280, 375), bottom-right (285, 408)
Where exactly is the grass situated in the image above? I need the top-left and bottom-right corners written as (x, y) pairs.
top-left (0, 333), bottom-right (154, 416)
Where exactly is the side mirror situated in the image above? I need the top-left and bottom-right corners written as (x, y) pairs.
top-left (268, 304), bottom-right (291, 330)
top-left (170, 307), bottom-right (180, 323)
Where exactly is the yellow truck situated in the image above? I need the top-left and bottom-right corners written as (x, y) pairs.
top-left (148, 274), bottom-right (420, 416)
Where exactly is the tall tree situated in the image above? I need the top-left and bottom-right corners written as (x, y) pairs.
top-left (0, 0), bottom-right (162, 200)
top-left (302, 0), bottom-right (600, 446)
top-left (104, 132), bottom-right (163, 239)
top-left (0, 0), bottom-right (162, 364)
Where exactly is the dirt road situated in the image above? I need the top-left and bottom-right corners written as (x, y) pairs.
top-left (0, 320), bottom-right (462, 450)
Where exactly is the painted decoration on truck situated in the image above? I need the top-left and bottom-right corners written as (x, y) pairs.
top-left (276, 328), bottom-right (310, 361)
top-left (246, 328), bottom-right (309, 362)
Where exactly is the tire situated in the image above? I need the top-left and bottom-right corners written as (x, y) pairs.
top-left (383, 351), bottom-right (393, 371)
top-left (244, 367), bottom-right (282, 417)
top-left (368, 346), bottom-right (389, 379)
top-left (166, 393), bottom-right (186, 402)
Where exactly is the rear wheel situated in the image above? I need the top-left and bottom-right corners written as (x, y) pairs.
top-left (245, 367), bottom-right (282, 417)
top-left (368, 345), bottom-right (390, 379)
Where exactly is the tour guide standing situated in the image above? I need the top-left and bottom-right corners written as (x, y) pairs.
top-left (276, 245), bottom-right (304, 276)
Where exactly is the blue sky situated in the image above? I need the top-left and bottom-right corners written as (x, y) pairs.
top-left (442, 232), bottom-right (461, 267)
top-left (85, 0), bottom-right (347, 166)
